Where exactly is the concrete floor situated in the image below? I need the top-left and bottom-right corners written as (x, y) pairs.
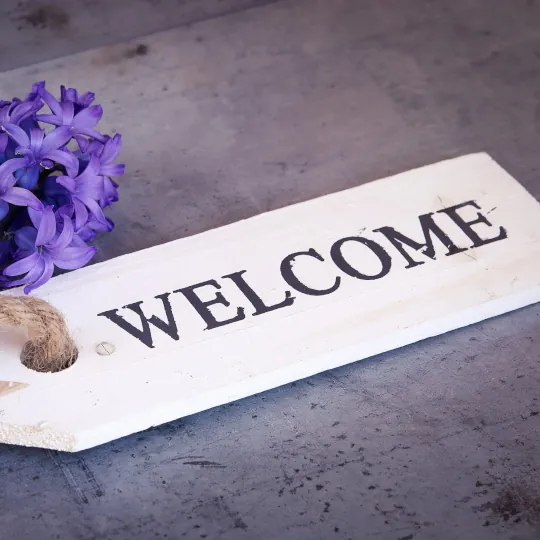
top-left (1, 0), bottom-right (540, 538)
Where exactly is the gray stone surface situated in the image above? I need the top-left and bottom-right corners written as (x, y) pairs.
top-left (1, 0), bottom-right (540, 539)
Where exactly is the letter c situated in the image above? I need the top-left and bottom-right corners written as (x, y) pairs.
top-left (280, 248), bottom-right (341, 296)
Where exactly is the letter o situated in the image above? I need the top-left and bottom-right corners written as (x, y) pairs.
top-left (330, 236), bottom-right (392, 280)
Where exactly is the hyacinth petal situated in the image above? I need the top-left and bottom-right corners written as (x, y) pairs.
top-left (35, 206), bottom-right (56, 246)
top-left (73, 198), bottom-right (89, 230)
top-left (73, 105), bottom-right (102, 129)
top-left (40, 86), bottom-right (62, 117)
top-left (101, 163), bottom-right (125, 176)
top-left (24, 255), bottom-right (54, 294)
top-left (0, 200), bottom-right (8, 220)
top-left (3, 261), bottom-right (44, 288)
top-left (0, 132), bottom-right (7, 153)
top-left (2, 186), bottom-right (43, 210)
top-left (75, 135), bottom-right (90, 153)
top-left (2, 123), bottom-right (30, 147)
top-left (43, 149), bottom-right (79, 177)
top-left (0, 158), bottom-right (28, 191)
top-left (79, 92), bottom-right (95, 107)
top-left (29, 128), bottom-right (45, 151)
top-left (51, 245), bottom-right (96, 270)
top-left (41, 126), bottom-right (71, 153)
top-left (79, 174), bottom-right (104, 200)
top-left (76, 127), bottom-right (106, 142)
top-left (36, 114), bottom-right (62, 126)
top-left (3, 251), bottom-right (40, 277)
top-left (100, 134), bottom-right (122, 163)
top-left (10, 100), bottom-right (41, 125)
top-left (50, 215), bottom-right (74, 251)
top-left (80, 195), bottom-right (108, 226)
top-left (15, 226), bottom-right (38, 251)
top-left (14, 165), bottom-right (40, 189)
top-left (55, 175), bottom-right (76, 192)
top-left (61, 101), bottom-right (75, 125)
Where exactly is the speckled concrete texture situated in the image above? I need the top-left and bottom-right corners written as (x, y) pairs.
top-left (0, 0), bottom-right (539, 539)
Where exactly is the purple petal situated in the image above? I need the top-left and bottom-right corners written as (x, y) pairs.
top-left (40, 158), bottom-right (54, 170)
top-left (75, 127), bottom-right (106, 142)
top-left (3, 251), bottom-right (40, 276)
top-left (14, 165), bottom-right (40, 190)
top-left (55, 175), bottom-right (76, 193)
top-left (100, 134), bottom-right (122, 164)
top-left (100, 176), bottom-right (119, 207)
top-left (80, 196), bottom-right (107, 226)
top-left (28, 206), bottom-right (42, 228)
top-left (42, 149), bottom-right (79, 177)
top-left (3, 258), bottom-right (44, 289)
top-left (24, 255), bottom-right (54, 293)
top-left (15, 226), bottom-right (38, 251)
top-left (73, 198), bottom-right (89, 230)
top-left (40, 126), bottom-right (71, 153)
top-left (36, 114), bottom-right (62, 126)
top-left (0, 200), bottom-right (8, 220)
top-left (0, 132), bottom-right (7, 153)
top-left (35, 206), bottom-right (56, 246)
top-left (2, 186), bottom-right (43, 210)
top-left (0, 157), bottom-right (28, 191)
top-left (79, 173), bottom-right (104, 201)
top-left (10, 100), bottom-right (41, 125)
top-left (29, 128), bottom-right (45, 152)
top-left (72, 105), bottom-right (103, 130)
top-left (77, 225), bottom-right (97, 242)
top-left (56, 203), bottom-right (75, 219)
top-left (49, 215), bottom-right (74, 251)
top-left (51, 245), bottom-right (96, 270)
top-left (61, 101), bottom-right (75, 125)
top-left (101, 163), bottom-right (125, 176)
top-left (2, 123), bottom-right (30, 147)
top-left (75, 135), bottom-right (90, 153)
top-left (60, 86), bottom-right (76, 102)
top-left (78, 92), bottom-right (95, 107)
top-left (40, 86), bottom-right (62, 117)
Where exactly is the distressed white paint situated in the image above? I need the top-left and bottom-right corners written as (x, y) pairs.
top-left (1, 152), bottom-right (540, 452)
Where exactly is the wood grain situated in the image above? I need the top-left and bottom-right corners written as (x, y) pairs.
top-left (0, 152), bottom-right (539, 451)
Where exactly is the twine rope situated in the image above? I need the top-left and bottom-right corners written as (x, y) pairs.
top-left (0, 296), bottom-right (77, 373)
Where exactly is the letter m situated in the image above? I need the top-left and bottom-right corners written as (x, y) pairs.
top-left (374, 212), bottom-right (467, 269)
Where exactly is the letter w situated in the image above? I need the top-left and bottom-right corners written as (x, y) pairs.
top-left (98, 293), bottom-right (179, 348)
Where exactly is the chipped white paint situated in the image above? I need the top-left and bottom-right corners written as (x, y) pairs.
top-left (1, 153), bottom-right (540, 452)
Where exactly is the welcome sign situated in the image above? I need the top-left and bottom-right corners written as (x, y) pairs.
top-left (1, 153), bottom-right (540, 451)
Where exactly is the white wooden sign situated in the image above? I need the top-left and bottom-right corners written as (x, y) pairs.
top-left (1, 153), bottom-right (540, 452)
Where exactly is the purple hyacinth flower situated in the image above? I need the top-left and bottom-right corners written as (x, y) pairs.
top-left (78, 214), bottom-right (114, 242)
top-left (36, 83), bottom-right (105, 142)
top-left (42, 174), bottom-right (72, 208)
top-left (0, 159), bottom-right (42, 220)
top-left (77, 134), bottom-right (123, 207)
top-left (60, 85), bottom-right (95, 113)
top-left (0, 97), bottom-right (43, 128)
top-left (54, 155), bottom-right (109, 231)
top-left (3, 205), bottom-right (96, 294)
top-left (0, 131), bottom-right (7, 164)
top-left (1, 123), bottom-right (77, 189)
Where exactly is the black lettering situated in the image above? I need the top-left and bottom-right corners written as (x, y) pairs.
top-left (222, 270), bottom-right (294, 315)
top-left (97, 293), bottom-right (179, 348)
top-left (280, 248), bottom-right (341, 296)
top-left (174, 279), bottom-right (245, 330)
top-left (438, 200), bottom-right (508, 248)
top-left (330, 236), bottom-right (391, 280)
top-left (374, 213), bottom-right (466, 269)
